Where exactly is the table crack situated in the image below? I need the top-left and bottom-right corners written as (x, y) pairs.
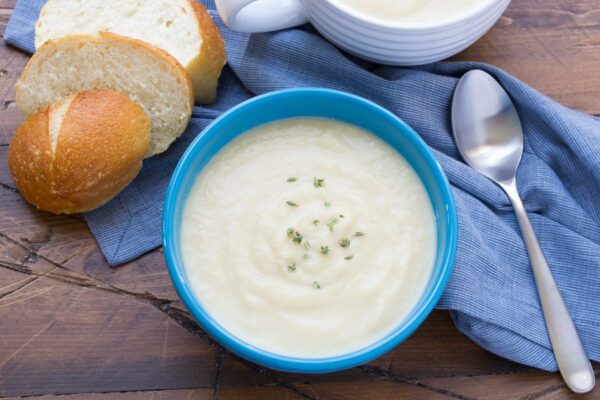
top-left (358, 365), bottom-right (478, 400)
top-left (0, 182), bottom-right (18, 193)
top-left (211, 348), bottom-right (224, 400)
top-left (0, 265), bottom-right (57, 301)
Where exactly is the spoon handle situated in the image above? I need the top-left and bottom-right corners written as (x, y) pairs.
top-left (503, 181), bottom-right (595, 393)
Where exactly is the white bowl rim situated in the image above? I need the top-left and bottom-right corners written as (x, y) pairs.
top-left (310, 4), bottom-right (502, 53)
top-left (312, 0), bottom-right (508, 38)
top-left (324, 0), bottom-right (502, 30)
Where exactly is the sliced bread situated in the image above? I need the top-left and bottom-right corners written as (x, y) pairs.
top-left (16, 32), bottom-right (193, 157)
top-left (9, 89), bottom-right (151, 214)
top-left (35, 0), bottom-right (226, 104)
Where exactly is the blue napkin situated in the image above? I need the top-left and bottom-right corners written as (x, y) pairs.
top-left (5, 0), bottom-right (600, 373)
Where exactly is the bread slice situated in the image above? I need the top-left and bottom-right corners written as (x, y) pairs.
top-left (9, 90), bottom-right (150, 214)
top-left (35, 0), bottom-right (226, 104)
top-left (16, 32), bottom-right (193, 157)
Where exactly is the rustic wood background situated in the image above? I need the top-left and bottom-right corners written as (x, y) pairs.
top-left (1, 0), bottom-right (599, 398)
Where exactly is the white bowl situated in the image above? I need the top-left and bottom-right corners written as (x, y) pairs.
top-left (215, 0), bottom-right (511, 65)
top-left (306, 0), bottom-right (511, 65)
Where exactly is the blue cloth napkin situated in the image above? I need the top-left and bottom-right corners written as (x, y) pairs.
top-left (5, 0), bottom-right (600, 373)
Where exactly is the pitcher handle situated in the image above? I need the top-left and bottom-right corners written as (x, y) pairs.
top-left (215, 0), bottom-right (309, 33)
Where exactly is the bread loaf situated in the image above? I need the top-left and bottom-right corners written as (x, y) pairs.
top-left (35, 0), bottom-right (226, 104)
top-left (8, 90), bottom-right (150, 214)
top-left (16, 32), bottom-right (193, 157)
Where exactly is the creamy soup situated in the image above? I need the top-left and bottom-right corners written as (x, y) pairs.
top-left (180, 118), bottom-right (436, 358)
top-left (334, 0), bottom-right (483, 24)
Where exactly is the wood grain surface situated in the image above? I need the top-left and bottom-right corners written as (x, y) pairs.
top-left (1, 0), bottom-right (599, 399)
top-left (452, 0), bottom-right (600, 115)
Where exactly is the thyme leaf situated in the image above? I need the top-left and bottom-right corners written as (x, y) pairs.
top-left (293, 231), bottom-right (303, 244)
top-left (313, 177), bottom-right (325, 188)
top-left (327, 218), bottom-right (339, 232)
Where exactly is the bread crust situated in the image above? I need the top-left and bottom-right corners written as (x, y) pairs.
top-left (8, 105), bottom-right (61, 211)
top-left (186, 0), bottom-right (227, 104)
top-left (8, 90), bottom-right (151, 214)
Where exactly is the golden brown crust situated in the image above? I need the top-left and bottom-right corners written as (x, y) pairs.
top-left (8, 105), bottom-right (62, 211)
top-left (8, 90), bottom-right (151, 214)
top-left (187, 0), bottom-right (227, 104)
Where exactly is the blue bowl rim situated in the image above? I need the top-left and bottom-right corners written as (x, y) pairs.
top-left (163, 87), bottom-right (458, 373)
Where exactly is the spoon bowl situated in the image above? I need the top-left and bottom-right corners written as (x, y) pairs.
top-left (451, 70), bottom-right (523, 185)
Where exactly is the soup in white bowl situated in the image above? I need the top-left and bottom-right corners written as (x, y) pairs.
top-left (180, 118), bottom-right (436, 358)
top-left (334, 0), bottom-right (483, 24)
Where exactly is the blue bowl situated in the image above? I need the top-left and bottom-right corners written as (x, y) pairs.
top-left (163, 88), bottom-right (457, 373)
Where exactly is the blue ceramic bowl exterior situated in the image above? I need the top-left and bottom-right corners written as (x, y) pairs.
top-left (163, 88), bottom-right (458, 373)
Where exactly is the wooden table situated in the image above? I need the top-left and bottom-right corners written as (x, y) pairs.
top-left (1, 0), bottom-right (599, 398)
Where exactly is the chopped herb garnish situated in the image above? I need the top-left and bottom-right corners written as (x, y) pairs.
top-left (320, 246), bottom-right (329, 255)
top-left (286, 201), bottom-right (298, 207)
top-left (339, 238), bottom-right (351, 248)
top-left (326, 218), bottom-right (339, 232)
top-left (312, 220), bottom-right (320, 226)
top-left (303, 253), bottom-right (310, 260)
top-left (287, 177), bottom-right (297, 182)
top-left (313, 177), bottom-right (325, 188)
top-left (287, 228), bottom-right (294, 238)
top-left (339, 214), bottom-right (344, 218)
top-left (313, 281), bottom-right (321, 289)
top-left (354, 232), bottom-right (366, 237)
top-left (288, 263), bottom-right (297, 272)
top-left (345, 255), bottom-right (354, 260)
top-left (304, 241), bottom-right (311, 250)
top-left (324, 201), bottom-right (331, 208)
top-left (293, 231), bottom-right (303, 244)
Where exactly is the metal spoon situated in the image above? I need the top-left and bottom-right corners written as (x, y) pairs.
top-left (451, 69), bottom-right (595, 394)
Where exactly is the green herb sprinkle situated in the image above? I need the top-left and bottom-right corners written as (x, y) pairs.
top-left (293, 231), bottom-right (303, 244)
top-left (313, 177), bottom-right (325, 188)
